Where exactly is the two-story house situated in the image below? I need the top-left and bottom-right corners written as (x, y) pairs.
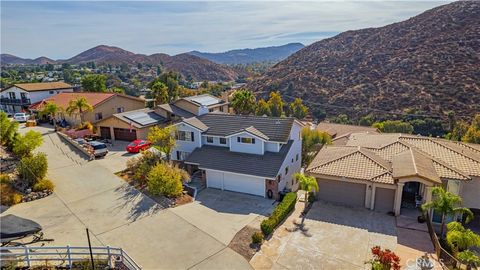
top-left (172, 113), bottom-right (303, 199)
top-left (0, 82), bottom-right (73, 114)
top-left (156, 94), bottom-right (229, 121)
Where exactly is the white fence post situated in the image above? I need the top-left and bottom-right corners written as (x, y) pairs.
top-left (25, 247), bottom-right (31, 267)
top-left (107, 246), bottom-right (112, 268)
top-left (67, 245), bottom-right (72, 269)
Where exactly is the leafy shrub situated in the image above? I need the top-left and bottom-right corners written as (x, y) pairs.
top-left (261, 192), bottom-right (297, 236)
top-left (12, 130), bottom-right (43, 157)
top-left (457, 250), bottom-right (480, 265)
top-left (0, 174), bottom-right (10, 184)
top-left (0, 111), bottom-right (19, 148)
top-left (308, 191), bottom-right (316, 203)
top-left (33, 179), bottom-right (55, 192)
top-left (367, 246), bottom-right (400, 270)
top-left (18, 152), bottom-right (48, 186)
top-left (76, 122), bottom-right (93, 131)
top-left (251, 231), bottom-right (264, 244)
top-left (147, 162), bottom-right (184, 197)
top-left (0, 183), bottom-right (22, 206)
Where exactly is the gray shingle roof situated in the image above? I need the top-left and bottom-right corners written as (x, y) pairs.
top-left (183, 117), bottom-right (209, 131)
top-left (195, 114), bottom-right (294, 142)
top-left (157, 103), bottom-right (195, 118)
top-left (184, 140), bottom-right (293, 178)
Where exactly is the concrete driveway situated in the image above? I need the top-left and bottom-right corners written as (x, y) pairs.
top-left (2, 125), bottom-right (272, 269)
top-left (251, 201), bottom-right (397, 270)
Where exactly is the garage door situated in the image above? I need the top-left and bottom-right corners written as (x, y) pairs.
top-left (317, 179), bottom-right (366, 207)
top-left (100, 126), bottom-right (111, 139)
top-left (114, 128), bottom-right (137, 141)
top-left (205, 170), bottom-right (265, 197)
top-left (223, 172), bottom-right (264, 197)
top-left (374, 187), bottom-right (395, 213)
top-left (206, 170), bottom-right (223, 189)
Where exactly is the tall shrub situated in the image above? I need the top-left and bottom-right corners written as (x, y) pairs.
top-left (18, 152), bottom-right (48, 186)
top-left (147, 162), bottom-right (184, 197)
top-left (261, 192), bottom-right (297, 235)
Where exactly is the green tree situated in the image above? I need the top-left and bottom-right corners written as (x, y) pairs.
top-left (81, 74), bottom-right (107, 92)
top-left (373, 120), bottom-right (414, 134)
top-left (110, 87), bottom-right (125, 94)
top-left (39, 102), bottom-right (61, 128)
top-left (255, 98), bottom-right (271, 116)
top-left (65, 97), bottom-right (94, 123)
top-left (267, 91), bottom-right (284, 117)
top-left (294, 173), bottom-right (319, 211)
top-left (421, 187), bottom-right (474, 238)
top-left (449, 121), bottom-right (469, 141)
top-left (301, 127), bottom-right (332, 166)
top-left (462, 113), bottom-right (480, 144)
top-left (231, 90), bottom-right (256, 115)
top-left (330, 114), bottom-right (350, 124)
top-left (147, 162), bottom-right (186, 197)
top-left (147, 126), bottom-right (176, 161)
top-left (12, 130), bottom-right (43, 157)
top-left (151, 81), bottom-right (169, 105)
top-left (457, 250), bottom-right (480, 266)
top-left (446, 222), bottom-right (480, 254)
top-left (0, 111), bottom-right (19, 148)
top-left (358, 115), bottom-right (375, 126)
top-left (18, 152), bottom-right (48, 187)
top-left (289, 98), bottom-right (308, 119)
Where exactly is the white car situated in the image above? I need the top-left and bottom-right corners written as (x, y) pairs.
top-left (88, 141), bottom-right (108, 158)
top-left (13, 113), bottom-right (29, 122)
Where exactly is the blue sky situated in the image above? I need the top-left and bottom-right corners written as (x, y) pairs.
top-left (1, 1), bottom-right (450, 59)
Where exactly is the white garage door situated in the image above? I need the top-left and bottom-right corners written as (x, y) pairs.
top-left (317, 178), bottom-right (366, 207)
top-left (205, 170), bottom-right (265, 197)
top-left (206, 170), bottom-right (223, 189)
top-left (223, 172), bottom-right (265, 197)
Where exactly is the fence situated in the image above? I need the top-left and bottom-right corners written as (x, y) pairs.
top-left (425, 212), bottom-right (473, 270)
top-left (57, 131), bottom-right (94, 161)
top-left (0, 245), bottom-right (141, 270)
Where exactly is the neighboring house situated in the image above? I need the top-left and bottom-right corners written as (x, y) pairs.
top-left (316, 122), bottom-right (380, 145)
top-left (0, 82), bottom-right (73, 114)
top-left (155, 94), bottom-right (229, 122)
top-left (29, 92), bottom-right (145, 127)
top-left (173, 113), bottom-right (303, 198)
top-left (305, 133), bottom-right (480, 222)
top-left (95, 108), bottom-right (168, 141)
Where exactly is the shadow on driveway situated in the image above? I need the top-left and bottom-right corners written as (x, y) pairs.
top-left (113, 184), bottom-right (167, 222)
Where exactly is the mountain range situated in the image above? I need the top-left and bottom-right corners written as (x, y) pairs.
top-left (249, 1), bottom-right (480, 121)
top-left (188, 43), bottom-right (304, 65)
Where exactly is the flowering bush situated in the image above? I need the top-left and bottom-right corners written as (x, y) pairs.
top-left (366, 246), bottom-right (400, 270)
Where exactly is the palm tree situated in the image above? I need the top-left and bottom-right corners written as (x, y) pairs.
top-left (294, 173), bottom-right (319, 211)
top-left (422, 187), bottom-right (474, 238)
top-left (65, 97), bottom-right (93, 123)
top-left (39, 102), bottom-right (61, 128)
top-left (231, 90), bottom-right (256, 115)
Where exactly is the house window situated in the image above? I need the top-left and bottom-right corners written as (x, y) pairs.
top-left (285, 166), bottom-right (289, 175)
top-left (117, 107), bottom-right (125, 113)
top-left (209, 108), bottom-right (214, 112)
top-left (277, 174), bottom-right (281, 182)
top-left (176, 151), bottom-right (190, 160)
top-left (219, 138), bottom-right (227, 144)
top-left (49, 90), bottom-right (54, 94)
top-left (177, 131), bottom-right (194, 142)
top-left (95, 112), bottom-right (103, 120)
top-left (8, 92), bottom-right (16, 99)
top-left (206, 136), bottom-right (214, 143)
top-left (237, 137), bottom-right (255, 144)
top-left (219, 106), bottom-right (224, 112)
top-left (20, 93), bottom-right (27, 100)
top-left (296, 154), bottom-right (299, 161)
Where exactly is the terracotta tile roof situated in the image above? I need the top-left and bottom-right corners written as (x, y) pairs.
top-left (7, 82), bottom-right (72, 92)
top-left (317, 122), bottom-right (379, 138)
top-left (307, 133), bottom-right (479, 185)
top-left (307, 146), bottom-right (395, 184)
top-left (29, 92), bottom-right (117, 110)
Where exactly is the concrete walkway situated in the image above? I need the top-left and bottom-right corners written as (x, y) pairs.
top-left (2, 125), bottom-right (253, 269)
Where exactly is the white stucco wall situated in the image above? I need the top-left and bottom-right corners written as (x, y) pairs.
top-left (265, 141), bottom-right (280, 152)
top-left (171, 123), bottom-right (202, 160)
top-left (229, 132), bottom-right (265, 155)
top-left (276, 121), bottom-right (303, 191)
top-left (0, 86), bottom-right (73, 104)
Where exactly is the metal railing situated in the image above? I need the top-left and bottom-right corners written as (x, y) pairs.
top-left (0, 97), bottom-right (31, 105)
top-left (0, 245), bottom-right (141, 269)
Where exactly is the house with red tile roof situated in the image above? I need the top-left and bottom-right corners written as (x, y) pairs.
top-left (29, 92), bottom-right (145, 127)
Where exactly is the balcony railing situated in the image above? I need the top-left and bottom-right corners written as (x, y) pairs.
top-left (0, 97), bottom-right (31, 105)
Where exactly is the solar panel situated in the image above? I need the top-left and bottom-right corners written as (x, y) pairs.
top-left (124, 111), bottom-right (163, 126)
top-left (189, 95), bottom-right (220, 106)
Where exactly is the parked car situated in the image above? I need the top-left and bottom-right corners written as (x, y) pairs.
top-left (74, 138), bottom-right (87, 146)
top-left (13, 113), bottom-right (29, 122)
top-left (88, 141), bottom-right (108, 158)
top-left (126, 140), bottom-right (151, 153)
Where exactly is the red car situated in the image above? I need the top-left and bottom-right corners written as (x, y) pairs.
top-left (126, 140), bottom-right (151, 153)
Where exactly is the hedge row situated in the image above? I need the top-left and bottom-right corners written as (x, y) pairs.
top-left (261, 192), bottom-right (297, 236)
